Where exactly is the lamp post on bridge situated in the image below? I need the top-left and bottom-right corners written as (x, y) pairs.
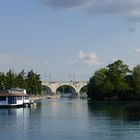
top-left (68, 73), bottom-right (76, 83)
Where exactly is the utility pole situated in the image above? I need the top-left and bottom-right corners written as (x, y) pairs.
top-left (49, 72), bottom-right (51, 83)
top-left (44, 73), bottom-right (47, 81)
top-left (74, 72), bottom-right (75, 83)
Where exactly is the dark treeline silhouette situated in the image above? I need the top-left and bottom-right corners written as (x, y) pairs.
top-left (0, 69), bottom-right (42, 95)
top-left (87, 60), bottom-right (140, 101)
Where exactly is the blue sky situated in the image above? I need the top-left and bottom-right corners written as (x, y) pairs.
top-left (0, 0), bottom-right (140, 81)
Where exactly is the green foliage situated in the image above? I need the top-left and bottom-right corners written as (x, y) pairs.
top-left (87, 68), bottom-right (107, 100)
top-left (0, 72), bottom-right (5, 89)
top-left (15, 70), bottom-right (26, 88)
top-left (26, 70), bottom-right (42, 95)
top-left (107, 60), bottom-right (130, 94)
top-left (80, 86), bottom-right (87, 93)
top-left (132, 65), bottom-right (140, 99)
top-left (0, 69), bottom-right (42, 95)
top-left (5, 70), bottom-right (16, 89)
top-left (87, 60), bottom-right (133, 100)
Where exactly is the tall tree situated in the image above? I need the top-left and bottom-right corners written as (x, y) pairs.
top-left (87, 60), bottom-right (131, 100)
top-left (132, 65), bottom-right (140, 98)
top-left (0, 72), bottom-right (5, 89)
top-left (5, 69), bottom-right (16, 89)
top-left (15, 70), bottom-right (26, 88)
top-left (107, 60), bottom-right (130, 95)
top-left (87, 68), bottom-right (107, 100)
top-left (26, 70), bottom-right (42, 95)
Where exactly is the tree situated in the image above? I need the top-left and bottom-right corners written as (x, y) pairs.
top-left (107, 60), bottom-right (130, 97)
top-left (5, 69), bottom-right (16, 89)
top-left (0, 72), bottom-right (5, 89)
top-left (102, 78), bottom-right (114, 99)
top-left (107, 60), bottom-right (130, 77)
top-left (87, 68), bottom-right (107, 100)
top-left (26, 70), bottom-right (42, 95)
top-left (0, 69), bottom-right (42, 95)
top-left (87, 60), bottom-right (131, 100)
top-left (15, 70), bottom-right (26, 88)
top-left (132, 65), bottom-right (140, 99)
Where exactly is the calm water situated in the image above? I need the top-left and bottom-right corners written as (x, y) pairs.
top-left (0, 99), bottom-right (140, 140)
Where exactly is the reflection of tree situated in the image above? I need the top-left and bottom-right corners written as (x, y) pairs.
top-left (124, 103), bottom-right (140, 121)
top-left (88, 101), bottom-right (140, 122)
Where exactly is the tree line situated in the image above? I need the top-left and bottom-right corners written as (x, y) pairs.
top-left (87, 60), bottom-right (140, 101)
top-left (0, 69), bottom-right (42, 95)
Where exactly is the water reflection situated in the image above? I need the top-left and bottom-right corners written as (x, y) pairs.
top-left (0, 108), bottom-right (30, 117)
top-left (0, 99), bottom-right (140, 140)
top-left (0, 101), bottom-right (42, 116)
top-left (124, 103), bottom-right (140, 121)
top-left (87, 101), bottom-right (140, 140)
top-left (88, 101), bottom-right (140, 122)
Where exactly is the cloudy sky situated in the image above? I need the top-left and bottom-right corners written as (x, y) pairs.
top-left (0, 0), bottom-right (140, 81)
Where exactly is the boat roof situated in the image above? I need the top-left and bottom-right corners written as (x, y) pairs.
top-left (0, 93), bottom-right (29, 97)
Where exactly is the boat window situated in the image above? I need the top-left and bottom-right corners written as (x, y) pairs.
top-left (24, 97), bottom-right (29, 100)
top-left (0, 97), bottom-right (6, 101)
top-left (17, 97), bottom-right (22, 100)
top-left (8, 97), bottom-right (16, 104)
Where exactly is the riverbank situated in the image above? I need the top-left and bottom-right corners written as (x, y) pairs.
top-left (30, 95), bottom-right (61, 101)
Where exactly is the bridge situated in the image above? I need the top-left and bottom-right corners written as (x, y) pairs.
top-left (42, 81), bottom-right (88, 97)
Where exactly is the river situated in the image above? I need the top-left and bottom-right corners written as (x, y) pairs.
top-left (0, 99), bottom-right (140, 140)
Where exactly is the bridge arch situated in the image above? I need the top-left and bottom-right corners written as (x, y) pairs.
top-left (78, 85), bottom-right (87, 93)
top-left (56, 84), bottom-right (77, 95)
top-left (42, 85), bottom-right (53, 95)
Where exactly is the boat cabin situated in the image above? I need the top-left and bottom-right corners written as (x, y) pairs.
top-left (0, 88), bottom-right (30, 107)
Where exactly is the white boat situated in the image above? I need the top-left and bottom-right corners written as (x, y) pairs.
top-left (0, 88), bottom-right (30, 107)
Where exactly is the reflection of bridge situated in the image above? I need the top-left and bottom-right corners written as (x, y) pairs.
top-left (42, 81), bottom-right (88, 96)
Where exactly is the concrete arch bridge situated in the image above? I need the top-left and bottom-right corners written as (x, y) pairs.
top-left (42, 81), bottom-right (88, 97)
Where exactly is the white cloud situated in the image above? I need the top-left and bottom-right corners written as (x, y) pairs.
top-left (127, 48), bottom-right (140, 54)
top-left (40, 0), bottom-right (140, 22)
top-left (135, 48), bottom-right (140, 52)
top-left (127, 11), bottom-right (140, 22)
top-left (71, 51), bottom-right (100, 65)
top-left (128, 50), bottom-right (133, 54)
top-left (45, 61), bottom-right (49, 65)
